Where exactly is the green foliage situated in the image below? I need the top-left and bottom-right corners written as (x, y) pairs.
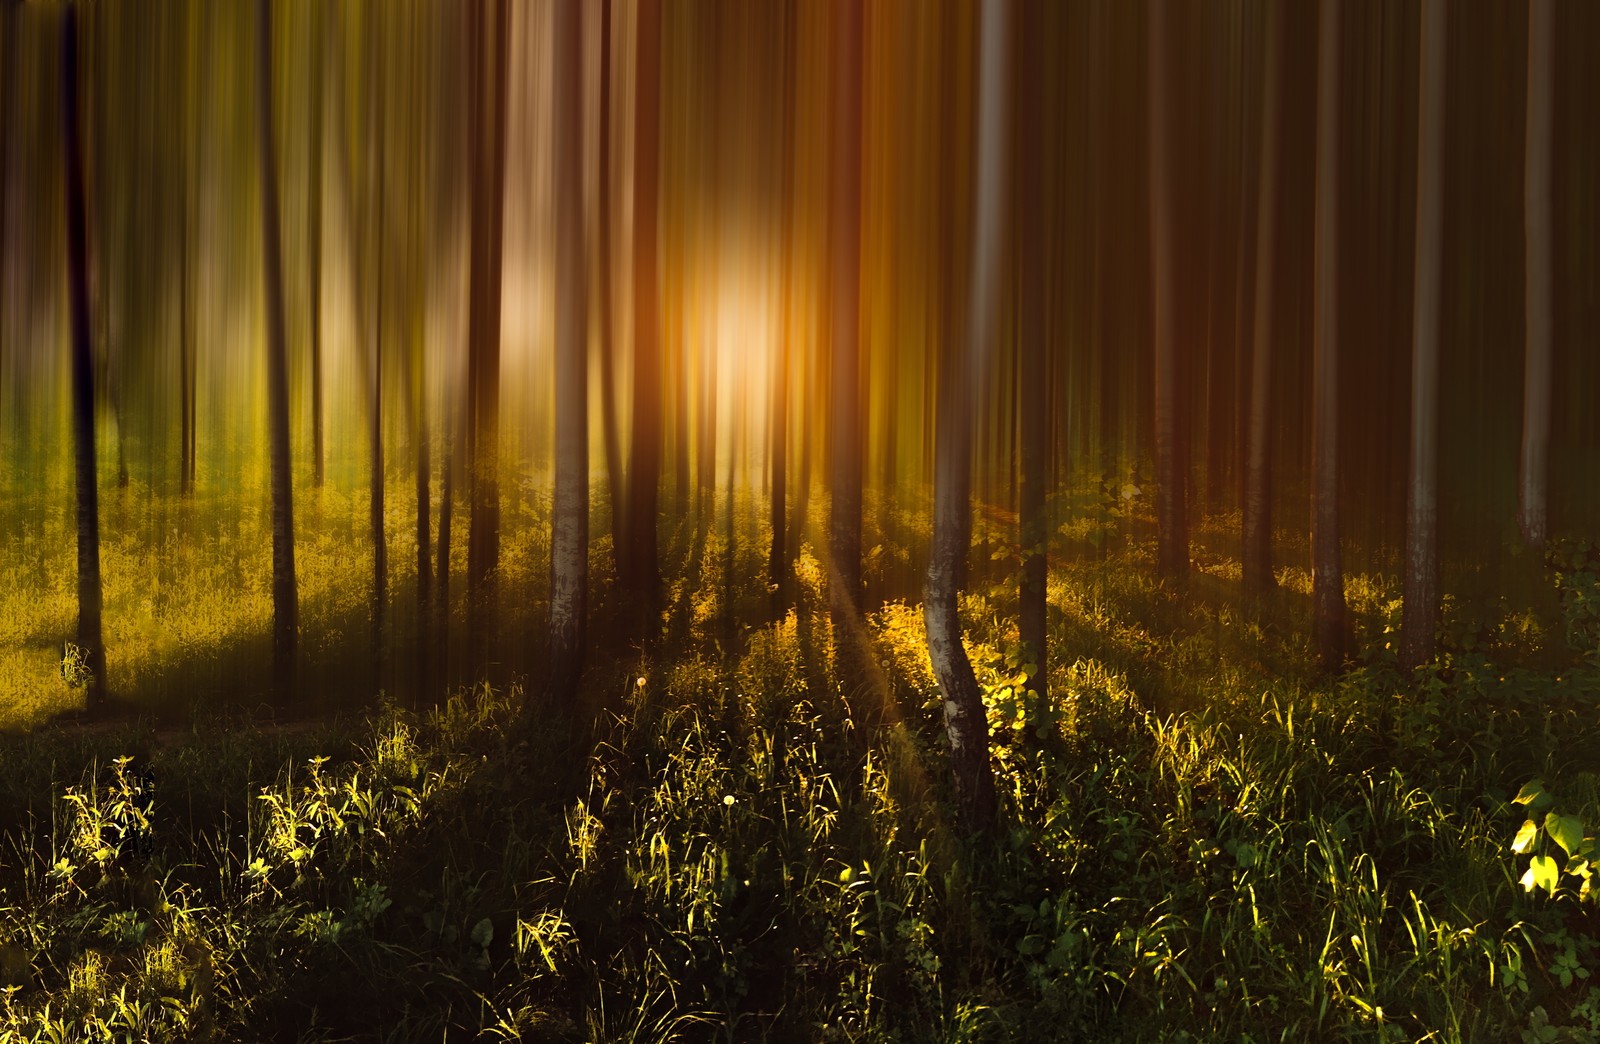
top-left (1512, 779), bottom-right (1598, 903)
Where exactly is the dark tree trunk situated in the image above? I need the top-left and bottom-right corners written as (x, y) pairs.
top-left (625, 0), bottom-right (663, 616)
top-left (828, 0), bottom-right (864, 634)
top-left (466, 0), bottom-right (509, 668)
top-left (1149, 0), bottom-right (1187, 581)
top-left (1312, 0), bottom-right (1347, 672)
top-left (549, 0), bottom-right (588, 703)
top-left (1401, 0), bottom-right (1446, 673)
top-left (370, 40), bottom-right (388, 694)
top-left (257, 0), bottom-right (298, 703)
top-left (927, 0), bottom-right (1006, 836)
top-left (1017, 0), bottom-right (1049, 704)
top-left (63, 4), bottom-right (105, 710)
top-left (596, 0), bottom-right (625, 570)
top-left (1519, 0), bottom-right (1553, 550)
top-left (1242, 1), bottom-right (1282, 595)
top-left (309, 1), bottom-right (325, 488)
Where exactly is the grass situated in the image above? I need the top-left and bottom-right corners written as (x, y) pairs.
top-left (2, 482), bottom-right (1599, 1039)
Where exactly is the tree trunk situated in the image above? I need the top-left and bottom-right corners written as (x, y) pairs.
top-left (309, 1), bottom-right (325, 489)
top-left (828, 0), bottom-right (864, 635)
top-left (1242, 1), bottom-right (1282, 595)
top-left (1017, 0), bottom-right (1049, 704)
top-left (927, 0), bottom-right (1006, 836)
top-left (596, 0), bottom-right (625, 571)
top-left (370, 33), bottom-right (388, 694)
top-left (466, 0), bottom-right (509, 668)
top-left (1520, 0), bottom-right (1553, 550)
top-left (549, 0), bottom-right (588, 703)
top-left (257, 0), bottom-right (298, 703)
top-left (625, 0), bottom-right (663, 615)
top-left (1312, 0), bottom-right (1347, 672)
top-left (1149, 0), bottom-right (1187, 581)
top-left (1401, 0), bottom-right (1446, 673)
top-left (63, 3), bottom-right (105, 711)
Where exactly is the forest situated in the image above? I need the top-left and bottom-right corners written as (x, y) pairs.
top-left (1, 0), bottom-right (1599, 1039)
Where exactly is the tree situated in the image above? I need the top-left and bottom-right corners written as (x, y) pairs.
top-left (62, 2), bottom-right (105, 710)
top-left (927, 0), bottom-right (1006, 835)
top-left (595, 0), bottom-right (625, 570)
top-left (1520, 0), bottom-right (1553, 550)
top-left (1148, 0), bottom-right (1187, 581)
top-left (257, 0), bottom-right (298, 703)
top-left (1401, 0), bottom-right (1446, 673)
top-left (548, 0), bottom-right (588, 702)
top-left (308, 1), bottom-right (326, 488)
top-left (768, 0), bottom-right (797, 617)
top-left (1017, 0), bottom-right (1049, 704)
top-left (828, 0), bottom-right (864, 637)
top-left (1242, 1), bottom-right (1282, 595)
top-left (465, 0), bottom-right (510, 666)
top-left (624, 0), bottom-right (664, 616)
top-left (1312, 0), bottom-right (1347, 672)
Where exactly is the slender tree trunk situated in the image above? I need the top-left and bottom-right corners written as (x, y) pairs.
top-left (1520, 0), bottom-right (1553, 550)
top-left (1017, 0), bottom-right (1048, 703)
top-left (1149, 0), bottom-right (1187, 581)
top-left (549, 0), bottom-right (588, 703)
top-left (1312, 0), bottom-right (1347, 672)
top-left (828, 0), bottom-right (864, 632)
top-left (63, 4), bottom-right (105, 710)
top-left (370, 36), bottom-right (388, 694)
top-left (257, 0), bottom-right (297, 703)
top-left (309, 2), bottom-right (325, 488)
top-left (928, 0), bottom-right (1006, 835)
top-left (1242, 2), bottom-right (1281, 595)
top-left (595, 0), bottom-right (624, 570)
top-left (625, 0), bottom-right (663, 616)
top-left (1401, 0), bottom-right (1447, 673)
top-left (466, 0), bottom-right (509, 668)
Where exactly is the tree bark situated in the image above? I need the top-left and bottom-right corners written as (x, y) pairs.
top-left (549, 0), bottom-right (588, 703)
top-left (257, 0), bottom-right (298, 704)
top-left (625, 0), bottom-right (663, 616)
top-left (1242, 1), bottom-right (1282, 595)
top-left (927, 0), bottom-right (1006, 835)
top-left (1312, 0), bottom-right (1347, 672)
top-left (370, 27), bottom-right (388, 693)
top-left (829, 0), bottom-right (865, 642)
top-left (1401, 0), bottom-right (1447, 673)
top-left (1149, 0), bottom-right (1187, 581)
top-left (309, 1), bottom-right (326, 489)
top-left (1017, 0), bottom-right (1049, 704)
top-left (63, 3), bottom-right (105, 711)
top-left (1519, 0), bottom-right (1553, 550)
top-left (595, 0), bottom-right (625, 572)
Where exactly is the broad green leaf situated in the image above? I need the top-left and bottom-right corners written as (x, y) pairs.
top-left (1545, 813), bottom-right (1585, 857)
top-left (1512, 819), bottom-right (1539, 854)
top-left (1514, 779), bottom-right (1553, 811)
top-left (1522, 854), bottom-right (1560, 896)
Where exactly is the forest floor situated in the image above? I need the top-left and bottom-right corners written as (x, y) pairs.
top-left (1, 493), bottom-right (1599, 1040)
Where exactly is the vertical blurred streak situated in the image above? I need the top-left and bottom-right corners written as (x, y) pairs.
top-left (1, 0), bottom-right (15, 444)
top-left (308, 0), bottom-right (326, 488)
top-left (1519, 0), bottom-right (1553, 549)
top-left (1401, 0), bottom-right (1446, 672)
top-left (1148, 0), bottom-right (1187, 581)
top-left (549, 0), bottom-right (589, 701)
top-left (768, 0), bottom-right (796, 615)
top-left (371, 6), bottom-right (389, 693)
top-left (256, 0), bottom-right (298, 703)
top-left (179, 0), bottom-right (198, 496)
top-left (1243, 0), bottom-right (1281, 595)
top-left (827, 0), bottom-right (863, 624)
top-left (1311, 0), bottom-right (1347, 671)
top-left (624, 0), bottom-right (663, 614)
top-left (595, 0), bottom-right (625, 563)
top-left (62, 1), bottom-right (105, 709)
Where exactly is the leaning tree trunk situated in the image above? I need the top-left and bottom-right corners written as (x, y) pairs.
top-left (1242, 1), bottom-right (1282, 595)
top-left (548, 0), bottom-right (588, 703)
top-left (1017, 0), bottom-right (1049, 704)
top-left (62, 3), bottom-right (105, 710)
top-left (1311, 0), bottom-right (1347, 672)
top-left (257, 0), bottom-right (298, 703)
top-left (625, 0), bottom-right (663, 615)
top-left (1401, 0), bottom-right (1447, 673)
top-left (1519, 0), bottom-right (1553, 551)
top-left (828, 0), bottom-right (864, 643)
top-left (927, 0), bottom-right (1006, 835)
top-left (1149, 0), bottom-right (1188, 582)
